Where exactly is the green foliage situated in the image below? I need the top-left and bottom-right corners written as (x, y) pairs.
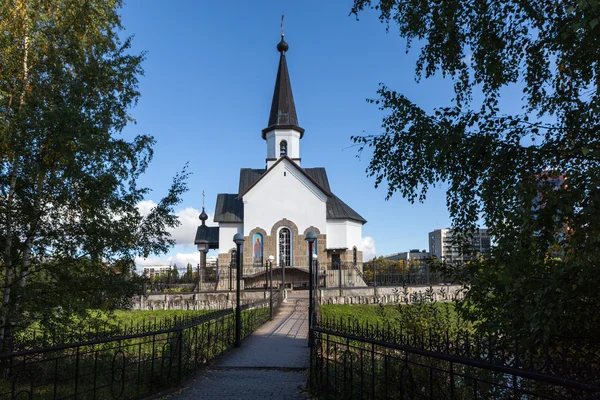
top-left (351, 0), bottom-right (600, 348)
top-left (184, 262), bottom-right (194, 283)
top-left (0, 0), bottom-right (188, 343)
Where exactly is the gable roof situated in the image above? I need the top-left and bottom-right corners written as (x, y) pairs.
top-left (239, 168), bottom-right (266, 195)
top-left (327, 195), bottom-right (367, 224)
top-left (303, 167), bottom-right (331, 193)
top-left (237, 156), bottom-right (332, 199)
top-left (194, 225), bottom-right (219, 248)
top-left (213, 194), bottom-right (244, 223)
top-left (213, 159), bottom-right (367, 225)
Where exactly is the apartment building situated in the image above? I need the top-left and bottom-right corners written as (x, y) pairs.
top-left (429, 229), bottom-right (490, 263)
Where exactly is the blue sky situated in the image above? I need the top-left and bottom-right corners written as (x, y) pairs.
top-left (121, 1), bottom-right (471, 267)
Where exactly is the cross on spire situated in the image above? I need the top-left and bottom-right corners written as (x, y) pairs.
top-left (281, 14), bottom-right (285, 37)
top-left (199, 190), bottom-right (208, 225)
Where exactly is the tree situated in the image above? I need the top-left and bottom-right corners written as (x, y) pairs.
top-left (351, 1), bottom-right (600, 347)
top-left (0, 0), bottom-right (188, 343)
top-left (185, 262), bottom-right (193, 283)
top-left (171, 263), bottom-right (179, 280)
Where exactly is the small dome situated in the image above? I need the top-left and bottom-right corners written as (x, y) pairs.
top-left (199, 207), bottom-right (208, 225)
top-left (277, 36), bottom-right (289, 53)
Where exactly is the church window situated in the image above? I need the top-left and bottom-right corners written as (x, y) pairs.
top-left (279, 227), bottom-right (291, 266)
top-left (353, 247), bottom-right (357, 265)
top-left (280, 140), bottom-right (287, 156)
top-left (230, 249), bottom-right (237, 267)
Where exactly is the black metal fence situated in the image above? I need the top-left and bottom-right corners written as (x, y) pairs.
top-left (362, 259), bottom-right (453, 287)
top-left (0, 294), bottom-right (282, 399)
top-left (2, 310), bottom-right (229, 354)
top-left (309, 316), bottom-right (600, 399)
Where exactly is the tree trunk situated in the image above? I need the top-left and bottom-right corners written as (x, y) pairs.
top-left (0, 20), bottom-right (30, 342)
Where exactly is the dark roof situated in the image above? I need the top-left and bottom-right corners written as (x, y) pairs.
top-left (237, 156), bottom-right (332, 199)
top-left (327, 195), bottom-right (367, 224)
top-left (239, 168), bottom-right (266, 195)
top-left (262, 39), bottom-right (304, 139)
top-left (214, 194), bottom-right (244, 223)
top-left (230, 160), bottom-right (366, 225)
top-left (194, 225), bottom-right (219, 249)
top-left (304, 168), bottom-right (331, 192)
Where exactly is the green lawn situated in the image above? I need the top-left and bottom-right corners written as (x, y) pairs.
top-left (320, 302), bottom-right (474, 334)
top-left (109, 309), bottom-right (213, 327)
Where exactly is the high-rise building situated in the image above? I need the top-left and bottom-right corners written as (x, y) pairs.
top-left (383, 249), bottom-right (430, 262)
top-left (428, 229), bottom-right (490, 263)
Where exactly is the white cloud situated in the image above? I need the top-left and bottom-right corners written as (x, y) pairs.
top-left (135, 252), bottom-right (199, 270)
top-left (361, 236), bottom-right (377, 261)
top-left (134, 201), bottom-right (218, 269)
top-left (171, 206), bottom-right (216, 244)
top-left (136, 200), bottom-right (216, 246)
top-left (136, 200), bottom-right (156, 217)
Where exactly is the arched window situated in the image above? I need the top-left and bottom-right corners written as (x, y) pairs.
top-left (280, 140), bottom-right (287, 157)
top-left (230, 249), bottom-right (237, 267)
top-left (279, 227), bottom-right (291, 266)
top-left (353, 247), bottom-right (357, 266)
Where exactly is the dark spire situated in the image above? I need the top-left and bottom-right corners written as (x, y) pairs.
top-left (262, 32), bottom-right (304, 139)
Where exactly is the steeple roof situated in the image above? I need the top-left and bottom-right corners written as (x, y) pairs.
top-left (262, 36), bottom-right (304, 139)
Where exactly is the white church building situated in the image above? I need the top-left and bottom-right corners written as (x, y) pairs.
top-left (194, 33), bottom-right (366, 288)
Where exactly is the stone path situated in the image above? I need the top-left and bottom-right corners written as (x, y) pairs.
top-left (165, 292), bottom-right (311, 400)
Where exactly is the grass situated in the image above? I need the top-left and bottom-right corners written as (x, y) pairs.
top-left (108, 309), bottom-right (213, 327)
top-left (320, 302), bottom-right (474, 335)
top-left (1, 305), bottom-right (271, 400)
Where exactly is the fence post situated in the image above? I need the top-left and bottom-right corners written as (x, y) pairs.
top-left (338, 263), bottom-right (342, 296)
top-left (178, 326), bottom-right (183, 384)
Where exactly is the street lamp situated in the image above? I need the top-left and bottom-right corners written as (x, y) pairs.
top-left (305, 231), bottom-right (317, 347)
top-left (281, 254), bottom-right (286, 291)
top-left (268, 254), bottom-right (274, 320)
top-left (313, 252), bottom-right (319, 290)
top-left (233, 233), bottom-right (244, 347)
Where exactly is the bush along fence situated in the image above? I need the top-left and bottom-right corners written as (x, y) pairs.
top-left (1, 310), bottom-right (228, 354)
top-left (308, 314), bottom-right (600, 399)
top-left (0, 292), bottom-right (283, 399)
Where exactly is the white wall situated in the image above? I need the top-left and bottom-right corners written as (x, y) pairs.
top-left (218, 222), bottom-right (243, 254)
top-left (326, 220), bottom-right (363, 250)
top-left (346, 220), bottom-right (363, 249)
top-left (242, 158), bottom-right (327, 236)
top-left (266, 129), bottom-right (301, 168)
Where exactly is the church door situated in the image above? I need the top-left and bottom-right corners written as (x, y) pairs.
top-left (331, 254), bottom-right (341, 270)
top-left (279, 228), bottom-right (291, 266)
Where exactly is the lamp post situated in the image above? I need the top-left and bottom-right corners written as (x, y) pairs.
top-left (314, 252), bottom-right (319, 291)
top-left (233, 233), bottom-right (244, 347)
top-left (305, 231), bottom-right (317, 347)
top-left (281, 256), bottom-right (286, 291)
top-left (268, 255), bottom-right (274, 320)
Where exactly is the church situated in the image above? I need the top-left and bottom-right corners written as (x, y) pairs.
top-left (194, 33), bottom-right (366, 289)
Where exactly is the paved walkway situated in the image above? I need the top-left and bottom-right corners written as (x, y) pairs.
top-left (166, 292), bottom-right (311, 400)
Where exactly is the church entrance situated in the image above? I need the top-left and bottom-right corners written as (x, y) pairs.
top-left (331, 254), bottom-right (341, 270)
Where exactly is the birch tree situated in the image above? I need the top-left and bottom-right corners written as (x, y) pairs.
top-left (0, 0), bottom-right (187, 344)
top-left (351, 0), bottom-right (600, 347)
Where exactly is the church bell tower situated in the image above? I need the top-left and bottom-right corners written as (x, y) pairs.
top-left (263, 29), bottom-right (304, 169)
